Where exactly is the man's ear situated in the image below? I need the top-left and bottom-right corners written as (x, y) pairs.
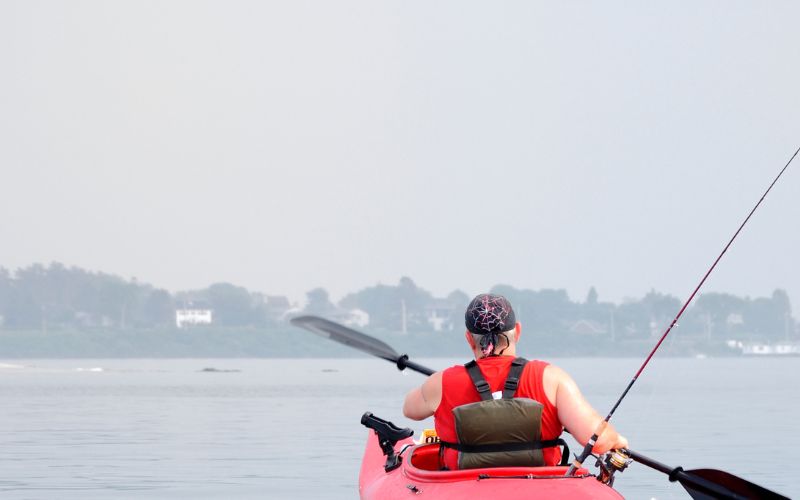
top-left (465, 330), bottom-right (476, 349)
top-left (514, 322), bottom-right (522, 343)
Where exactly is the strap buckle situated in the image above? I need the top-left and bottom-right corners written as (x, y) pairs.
top-left (504, 377), bottom-right (520, 392)
top-left (474, 379), bottom-right (491, 394)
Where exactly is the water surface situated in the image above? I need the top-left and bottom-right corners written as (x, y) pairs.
top-left (0, 357), bottom-right (796, 499)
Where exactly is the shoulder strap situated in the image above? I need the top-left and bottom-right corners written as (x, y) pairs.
top-left (464, 360), bottom-right (492, 401)
top-left (502, 357), bottom-right (528, 399)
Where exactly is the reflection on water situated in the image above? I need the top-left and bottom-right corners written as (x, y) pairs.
top-left (0, 358), bottom-right (797, 499)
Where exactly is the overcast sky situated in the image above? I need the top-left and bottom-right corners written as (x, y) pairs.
top-left (1, 1), bottom-right (798, 310)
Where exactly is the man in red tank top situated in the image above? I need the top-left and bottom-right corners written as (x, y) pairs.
top-left (403, 293), bottom-right (628, 470)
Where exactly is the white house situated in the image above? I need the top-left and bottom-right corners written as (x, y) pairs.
top-left (569, 319), bottom-right (608, 336)
top-left (741, 342), bottom-right (800, 356)
top-left (425, 300), bottom-right (456, 332)
top-left (176, 303), bottom-right (213, 328)
top-left (341, 308), bottom-right (369, 328)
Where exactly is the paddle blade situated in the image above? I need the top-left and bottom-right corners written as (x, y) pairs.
top-left (290, 315), bottom-right (400, 362)
top-left (628, 449), bottom-right (788, 500)
top-left (680, 468), bottom-right (789, 500)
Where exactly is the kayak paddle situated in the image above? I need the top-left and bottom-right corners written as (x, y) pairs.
top-left (627, 449), bottom-right (789, 500)
top-left (290, 315), bottom-right (436, 376)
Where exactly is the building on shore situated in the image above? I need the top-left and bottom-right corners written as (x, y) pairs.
top-left (176, 302), bottom-right (213, 328)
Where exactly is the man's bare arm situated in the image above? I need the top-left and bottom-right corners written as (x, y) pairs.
top-left (402, 371), bottom-right (443, 420)
top-left (546, 365), bottom-right (628, 453)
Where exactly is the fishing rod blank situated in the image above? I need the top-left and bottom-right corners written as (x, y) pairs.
top-left (567, 145), bottom-right (800, 476)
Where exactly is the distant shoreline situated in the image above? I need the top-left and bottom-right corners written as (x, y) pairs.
top-left (0, 326), bottom-right (752, 359)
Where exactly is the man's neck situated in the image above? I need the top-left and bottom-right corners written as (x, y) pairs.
top-left (474, 346), bottom-right (517, 359)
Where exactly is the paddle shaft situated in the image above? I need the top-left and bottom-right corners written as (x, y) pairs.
top-left (396, 355), bottom-right (435, 376)
top-left (567, 146), bottom-right (799, 476)
top-left (628, 450), bottom-right (737, 499)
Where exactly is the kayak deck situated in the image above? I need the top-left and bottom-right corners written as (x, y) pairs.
top-left (359, 432), bottom-right (624, 499)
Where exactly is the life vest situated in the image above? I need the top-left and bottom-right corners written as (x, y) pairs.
top-left (438, 357), bottom-right (568, 469)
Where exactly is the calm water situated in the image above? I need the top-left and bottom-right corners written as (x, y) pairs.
top-left (0, 357), bottom-right (797, 499)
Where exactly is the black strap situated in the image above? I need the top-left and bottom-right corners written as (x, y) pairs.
top-left (502, 357), bottom-right (527, 399)
top-left (440, 438), bottom-right (562, 453)
top-left (465, 360), bottom-right (492, 401)
top-left (465, 357), bottom-right (529, 401)
top-left (440, 438), bottom-right (570, 466)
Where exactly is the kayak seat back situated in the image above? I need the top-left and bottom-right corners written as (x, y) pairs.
top-left (407, 443), bottom-right (590, 480)
top-left (452, 397), bottom-right (545, 468)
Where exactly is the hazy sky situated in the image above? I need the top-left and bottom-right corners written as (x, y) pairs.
top-left (1, 1), bottom-right (799, 310)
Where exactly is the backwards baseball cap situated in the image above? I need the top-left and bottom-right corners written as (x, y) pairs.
top-left (465, 293), bottom-right (517, 336)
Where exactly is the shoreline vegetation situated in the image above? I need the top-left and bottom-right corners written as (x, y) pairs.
top-left (0, 262), bottom-right (797, 358)
top-left (0, 326), bottom-right (757, 359)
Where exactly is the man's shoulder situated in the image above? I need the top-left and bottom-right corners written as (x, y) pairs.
top-left (441, 363), bottom-right (468, 376)
top-left (521, 358), bottom-right (552, 374)
top-left (539, 362), bottom-right (570, 386)
top-left (523, 358), bottom-right (550, 366)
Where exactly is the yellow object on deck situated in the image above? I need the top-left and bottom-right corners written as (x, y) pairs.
top-left (420, 428), bottom-right (440, 444)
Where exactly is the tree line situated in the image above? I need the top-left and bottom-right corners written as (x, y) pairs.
top-left (0, 263), bottom-right (795, 343)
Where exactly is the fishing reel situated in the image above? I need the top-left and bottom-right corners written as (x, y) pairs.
top-left (595, 448), bottom-right (633, 486)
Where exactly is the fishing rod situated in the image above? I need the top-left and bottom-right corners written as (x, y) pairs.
top-left (566, 145), bottom-right (800, 477)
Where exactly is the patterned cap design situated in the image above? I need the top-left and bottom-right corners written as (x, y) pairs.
top-left (464, 294), bottom-right (516, 336)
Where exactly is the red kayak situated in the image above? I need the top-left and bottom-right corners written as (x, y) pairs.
top-left (359, 413), bottom-right (623, 499)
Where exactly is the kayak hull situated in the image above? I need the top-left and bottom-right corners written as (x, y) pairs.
top-left (359, 431), bottom-right (624, 499)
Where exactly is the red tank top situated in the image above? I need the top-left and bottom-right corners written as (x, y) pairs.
top-left (434, 356), bottom-right (563, 470)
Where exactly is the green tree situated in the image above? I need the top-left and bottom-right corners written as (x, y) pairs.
top-left (339, 277), bottom-right (434, 332)
top-left (742, 289), bottom-right (792, 340)
top-left (585, 287), bottom-right (598, 306)
top-left (208, 283), bottom-right (262, 326)
top-left (140, 289), bottom-right (175, 327)
top-left (304, 288), bottom-right (338, 316)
